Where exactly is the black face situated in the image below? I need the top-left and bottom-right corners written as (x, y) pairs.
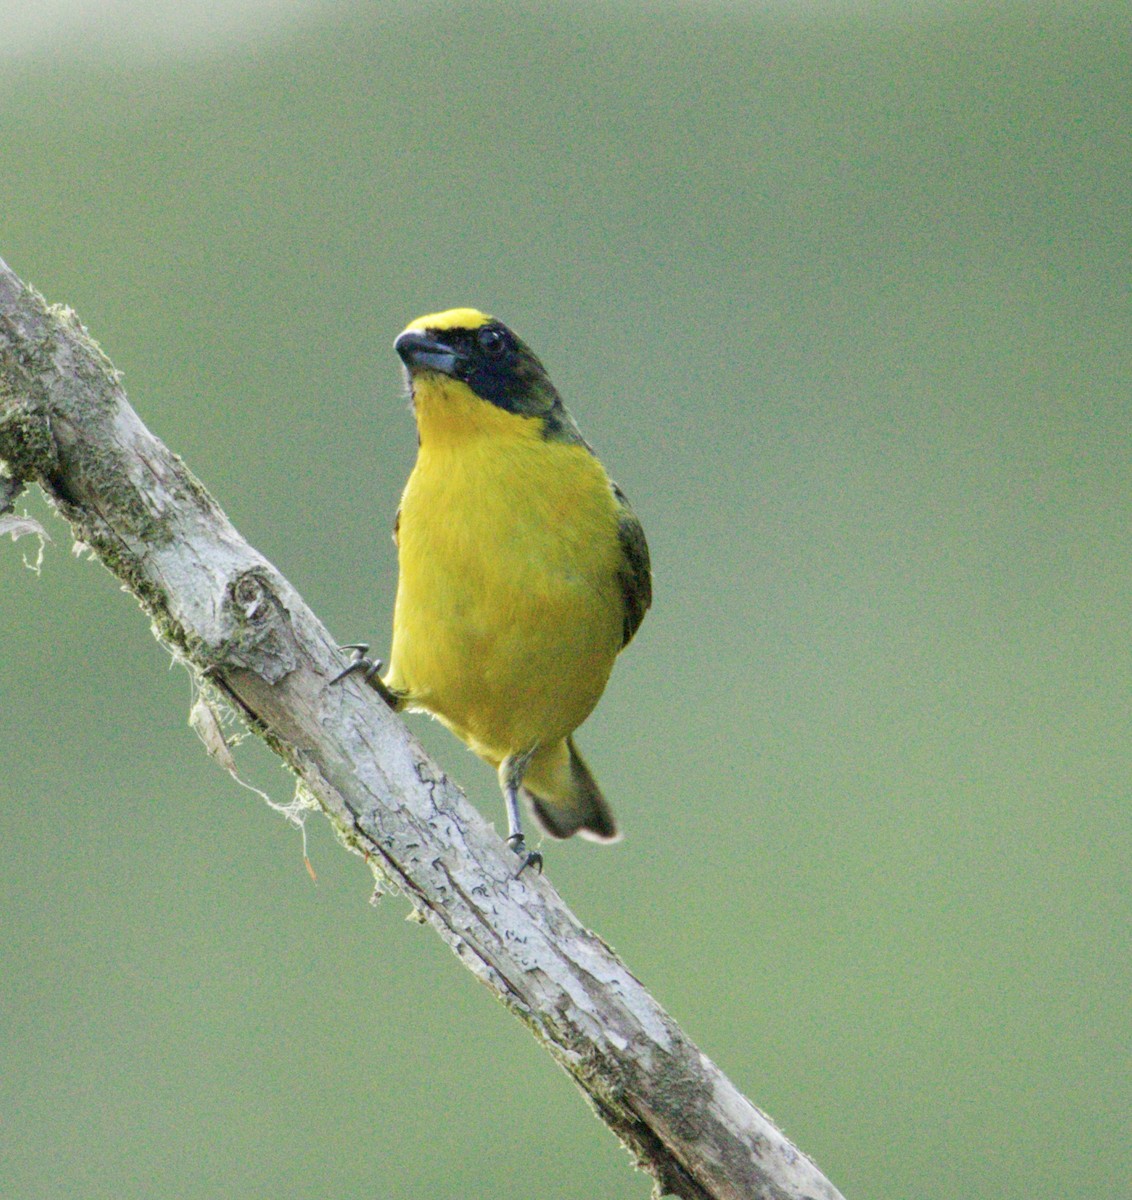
top-left (394, 320), bottom-right (559, 419)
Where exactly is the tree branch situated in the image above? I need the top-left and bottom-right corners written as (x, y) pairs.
top-left (0, 256), bottom-right (844, 1200)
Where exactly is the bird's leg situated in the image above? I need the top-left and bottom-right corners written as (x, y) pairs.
top-left (500, 748), bottom-right (543, 877)
top-left (330, 643), bottom-right (402, 710)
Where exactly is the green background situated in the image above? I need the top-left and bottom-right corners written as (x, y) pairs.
top-left (1, 3), bottom-right (1128, 1198)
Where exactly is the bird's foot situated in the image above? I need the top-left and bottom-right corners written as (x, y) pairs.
top-left (506, 833), bottom-right (543, 878)
top-left (330, 643), bottom-right (399, 709)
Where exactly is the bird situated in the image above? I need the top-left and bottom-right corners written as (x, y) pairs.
top-left (335, 308), bottom-right (651, 873)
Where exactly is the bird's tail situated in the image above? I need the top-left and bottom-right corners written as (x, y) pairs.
top-left (523, 736), bottom-right (619, 842)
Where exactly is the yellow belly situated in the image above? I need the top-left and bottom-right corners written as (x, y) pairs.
top-left (386, 433), bottom-right (624, 764)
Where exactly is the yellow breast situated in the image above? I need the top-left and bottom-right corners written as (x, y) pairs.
top-left (386, 376), bottom-right (624, 763)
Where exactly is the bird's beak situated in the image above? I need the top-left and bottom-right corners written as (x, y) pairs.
top-left (394, 329), bottom-right (460, 376)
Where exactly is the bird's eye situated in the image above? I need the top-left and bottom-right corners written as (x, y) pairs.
top-left (478, 326), bottom-right (507, 357)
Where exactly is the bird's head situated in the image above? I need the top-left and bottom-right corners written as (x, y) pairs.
top-left (394, 309), bottom-right (586, 445)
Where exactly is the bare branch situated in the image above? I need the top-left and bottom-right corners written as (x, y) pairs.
top-left (0, 256), bottom-right (844, 1200)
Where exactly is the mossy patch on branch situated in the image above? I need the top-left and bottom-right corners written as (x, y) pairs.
top-left (0, 392), bottom-right (58, 485)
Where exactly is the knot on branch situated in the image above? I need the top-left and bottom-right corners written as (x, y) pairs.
top-left (218, 568), bottom-right (300, 683)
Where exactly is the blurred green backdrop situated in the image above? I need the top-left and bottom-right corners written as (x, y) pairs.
top-left (1, 3), bottom-right (1128, 1198)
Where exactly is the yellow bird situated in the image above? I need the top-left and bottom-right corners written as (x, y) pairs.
top-left (337, 308), bottom-right (651, 871)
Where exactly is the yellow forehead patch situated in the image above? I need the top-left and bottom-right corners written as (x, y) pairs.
top-left (402, 307), bottom-right (493, 335)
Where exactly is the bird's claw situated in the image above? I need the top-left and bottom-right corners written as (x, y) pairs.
top-left (330, 643), bottom-right (399, 708)
top-left (507, 833), bottom-right (543, 878)
top-left (330, 643), bottom-right (381, 684)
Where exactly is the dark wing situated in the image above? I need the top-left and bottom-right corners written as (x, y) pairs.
top-left (392, 503), bottom-right (401, 547)
top-left (612, 482), bottom-right (652, 648)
